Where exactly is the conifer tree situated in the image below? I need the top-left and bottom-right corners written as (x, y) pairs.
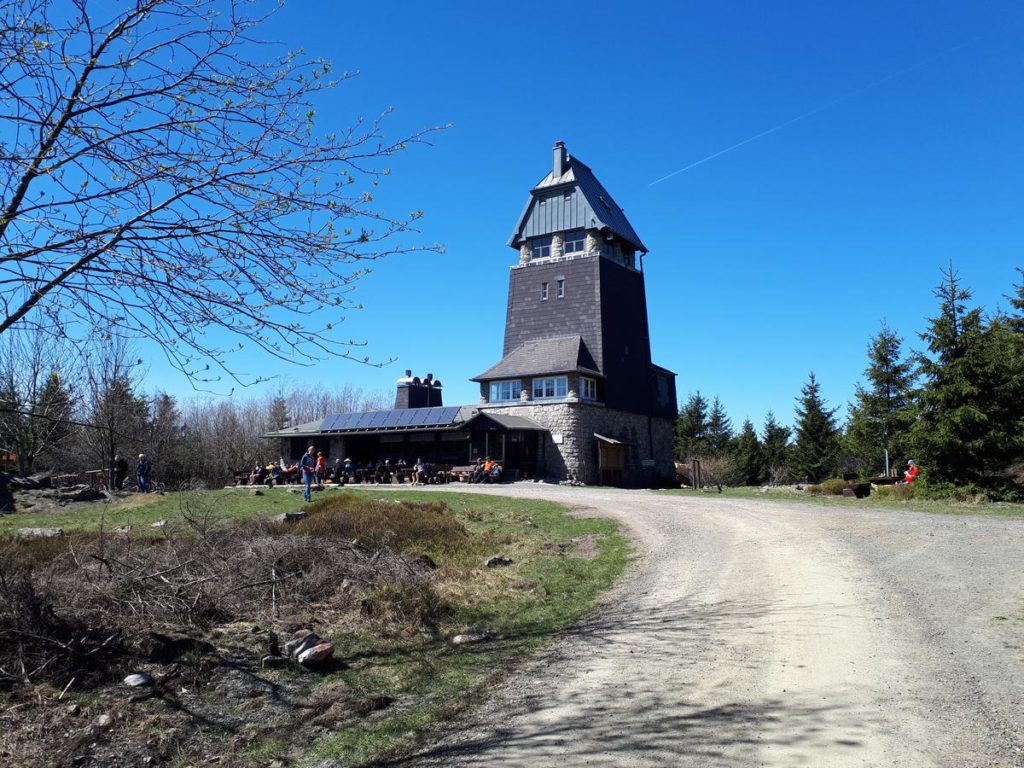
top-left (706, 397), bottom-right (734, 458)
top-left (913, 266), bottom-right (1024, 490)
top-left (761, 411), bottom-right (792, 484)
top-left (791, 372), bottom-right (841, 483)
top-left (845, 323), bottom-right (915, 475)
top-left (674, 391), bottom-right (708, 460)
top-left (730, 419), bottom-right (764, 486)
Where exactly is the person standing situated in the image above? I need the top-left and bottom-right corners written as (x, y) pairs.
top-left (299, 445), bottom-right (317, 502)
top-left (113, 454), bottom-right (129, 490)
top-left (137, 453), bottom-right (152, 493)
top-left (315, 451), bottom-right (327, 489)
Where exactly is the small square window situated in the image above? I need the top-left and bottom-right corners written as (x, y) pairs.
top-left (557, 279), bottom-right (565, 298)
top-left (541, 282), bottom-right (549, 301)
top-left (564, 230), bottom-right (585, 254)
top-left (531, 236), bottom-right (552, 260)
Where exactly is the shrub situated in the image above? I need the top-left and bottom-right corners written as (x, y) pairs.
top-left (872, 484), bottom-right (914, 501)
top-left (807, 478), bottom-right (847, 496)
top-left (295, 494), bottom-right (475, 559)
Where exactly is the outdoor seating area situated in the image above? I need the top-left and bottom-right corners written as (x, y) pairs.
top-left (234, 458), bottom-right (507, 488)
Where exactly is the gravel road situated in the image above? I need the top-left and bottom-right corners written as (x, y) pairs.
top-left (400, 484), bottom-right (1024, 768)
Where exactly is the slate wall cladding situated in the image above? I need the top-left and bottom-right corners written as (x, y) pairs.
top-left (481, 401), bottom-right (675, 486)
top-left (503, 254), bottom-right (604, 367)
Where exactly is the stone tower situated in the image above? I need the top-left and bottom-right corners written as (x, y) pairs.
top-left (474, 142), bottom-right (677, 486)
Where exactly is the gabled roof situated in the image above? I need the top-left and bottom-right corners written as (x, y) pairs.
top-left (508, 152), bottom-right (647, 253)
top-left (472, 335), bottom-right (601, 382)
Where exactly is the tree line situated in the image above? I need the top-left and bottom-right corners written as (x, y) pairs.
top-left (0, 332), bottom-right (388, 488)
top-left (675, 265), bottom-right (1024, 499)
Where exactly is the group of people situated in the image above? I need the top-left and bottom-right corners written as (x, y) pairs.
top-left (112, 453), bottom-right (153, 492)
top-left (469, 456), bottom-right (503, 484)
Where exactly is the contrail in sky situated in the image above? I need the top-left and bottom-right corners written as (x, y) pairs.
top-left (648, 40), bottom-right (976, 187)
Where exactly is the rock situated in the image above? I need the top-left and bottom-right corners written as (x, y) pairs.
top-left (297, 642), bottom-right (334, 665)
top-left (59, 486), bottom-right (102, 503)
top-left (150, 519), bottom-right (167, 529)
top-left (452, 632), bottom-right (492, 645)
top-left (273, 511), bottom-right (308, 523)
top-left (261, 655), bottom-right (288, 670)
top-left (123, 672), bottom-right (154, 688)
top-left (283, 629), bottom-right (320, 658)
top-left (66, 703), bottom-right (80, 717)
top-left (16, 527), bottom-right (63, 540)
top-left (94, 713), bottom-right (113, 727)
top-left (484, 555), bottom-right (513, 568)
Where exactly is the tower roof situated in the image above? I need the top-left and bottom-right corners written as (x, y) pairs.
top-left (507, 142), bottom-right (647, 253)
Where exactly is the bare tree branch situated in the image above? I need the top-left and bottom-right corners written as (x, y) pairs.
top-left (0, 0), bottom-right (445, 386)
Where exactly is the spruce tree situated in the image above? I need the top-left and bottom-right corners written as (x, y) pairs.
top-left (705, 397), bottom-right (734, 458)
top-left (674, 391), bottom-right (708, 460)
top-left (730, 419), bottom-right (764, 486)
top-left (845, 323), bottom-right (915, 475)
top-left (791, 372), bottom-right (841, 483)
top-left (913, 266), bottom-right (1024, 490)
top-left (761, 411), bottom-right (792, 484)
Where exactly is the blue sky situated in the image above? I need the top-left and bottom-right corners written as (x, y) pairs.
top-left (149, 0), bottom-right (1024, 431)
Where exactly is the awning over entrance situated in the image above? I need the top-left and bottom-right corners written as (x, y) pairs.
top-left (594, 433), bottom-right (634, 446)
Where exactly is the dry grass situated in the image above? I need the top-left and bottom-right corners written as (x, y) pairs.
top-left (0, 494), bottom-right (461, 690)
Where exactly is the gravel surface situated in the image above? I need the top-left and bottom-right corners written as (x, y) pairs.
top-left (395, 484), bottom-right (1024, 768)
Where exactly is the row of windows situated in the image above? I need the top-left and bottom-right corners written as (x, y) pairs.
top-left (541, 279), bottom-right (564, 300)
top-left (530, 230), bottom-right (586, 260)
top-left (489, 376), bottom-right (598, 402)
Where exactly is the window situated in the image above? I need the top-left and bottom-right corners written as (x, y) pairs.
top-left (564, 230), bottom-right (585, 254)
top-left (580, 377), bottom-right (597, 400)
top-left (531, 236), bottom-right (552, 260)
top-left (541, 282), bottom-right (549, 301)
top-left (490, 380), bottom-right (522, 402)
top-left (533, 376), bottom-right (568, 400)
top-left (557, 278), bottom-right (565, 298)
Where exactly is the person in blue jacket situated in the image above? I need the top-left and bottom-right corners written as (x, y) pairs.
top-left (299, 445), bottom-right (317, 502)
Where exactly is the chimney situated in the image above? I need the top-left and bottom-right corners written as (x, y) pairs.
top-left (394, 371), bottom-right (444, 409)
top-left (553, 141), bottom-right (567, 178)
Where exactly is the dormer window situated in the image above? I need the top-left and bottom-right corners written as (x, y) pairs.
top-left (564, 230), bottom-right (585, 254)
top-left (531, 236), bottom-right (552, 260)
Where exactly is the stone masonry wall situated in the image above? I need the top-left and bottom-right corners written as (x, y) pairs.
top-left (481, 401), bottom-right (675, 487)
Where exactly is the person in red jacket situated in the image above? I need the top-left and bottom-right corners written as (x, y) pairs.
top-left (903, 459), bottom-right (919, 484)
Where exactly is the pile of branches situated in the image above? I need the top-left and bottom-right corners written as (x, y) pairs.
top-left (0, 511), bottom-right (434, 688)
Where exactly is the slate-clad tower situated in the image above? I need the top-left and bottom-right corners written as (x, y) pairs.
top-left (474, 142), bottom-right (677, 486)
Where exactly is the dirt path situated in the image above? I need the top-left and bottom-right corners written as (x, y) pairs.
top-left (397, 485), bottom-right (1024, 768)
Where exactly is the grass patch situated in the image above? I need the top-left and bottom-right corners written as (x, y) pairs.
top-left (0, 487), bottom-right (310, 538)
top-left (656, 485), bottom-right (1024, 518)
